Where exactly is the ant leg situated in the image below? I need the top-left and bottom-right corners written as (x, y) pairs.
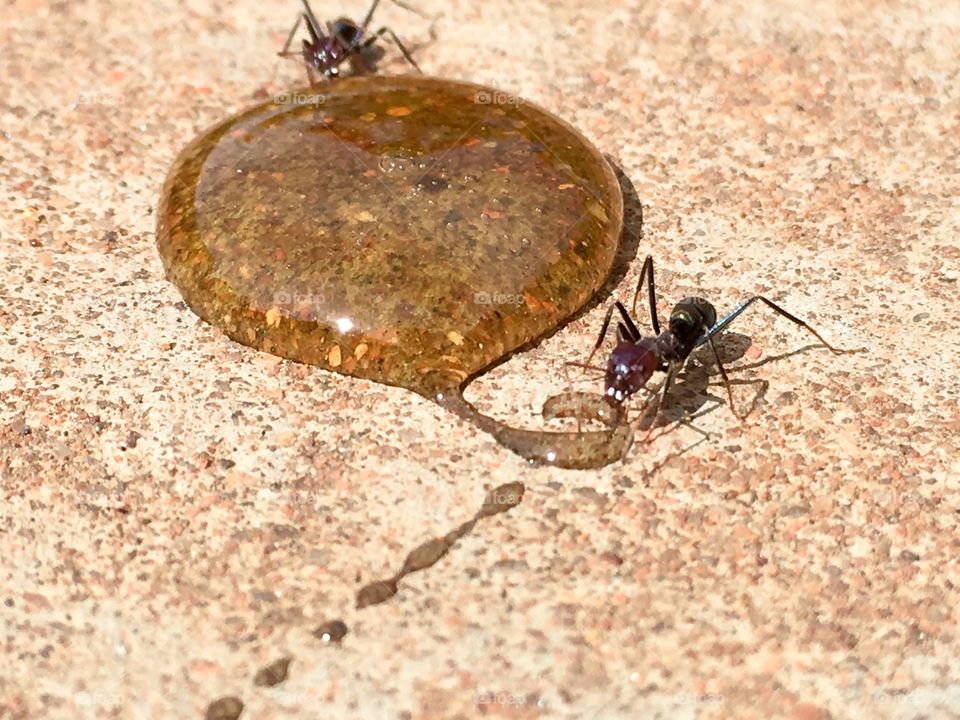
top-left (307, 64), bottom-right (321, 88)
top-left (386, 0), bottom-right (429, 18)
top-left (615, 302), bottom-right (642, 341)
top-left (638, 363), bottom-right (679, 439)
top-left (563, 361), bottom-right (606, 376)
top-left (630, 255), bottom-right (662, 335)
top-left (585, 302), bottom-right (640, 366)
top-left (560, 362), bottom-right (606, 406)
top-left (280, 14), bottom-right (304, 56)
top-left (585, 304), bottom-right (617, 366)
top-left (362, 27), bottom-right (422, 72)
top-left (705, 333), bottom-right (747, 421)
top-left (633, 386), bottom-right (660, 432)
top-left (653, 363), bottom-right (678, 421)
top-left (706, 296), bottom-right (859, 354)
top-left (360, 0), bottom-right (383, 27)
top-left (300, 0), bottom-right (324, 41)
top-left (362, 0), bottom-right (430, 26)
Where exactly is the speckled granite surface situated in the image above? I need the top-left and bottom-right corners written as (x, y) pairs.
top-left (2, 0), bottom-right (959, 718)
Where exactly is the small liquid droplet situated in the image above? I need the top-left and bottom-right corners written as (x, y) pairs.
top-left (254, 657), bottom-right (291, 687)
top-left (206, 696), bottom-right (243, 720)
top-left (313, 619), bottom-right (348, 643)
top-left (356, 579), bottom-right (399, 609)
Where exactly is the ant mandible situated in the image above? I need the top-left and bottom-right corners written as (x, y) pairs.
top-left (573, 255), bottom-right (862, 427)
top-left (278, 0), bottom-right (424, 85)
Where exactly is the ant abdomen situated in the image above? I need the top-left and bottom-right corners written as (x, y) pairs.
top-left (674, 297), bottom-right (717, 330)
top-left (332, 19), bottom-right (362, 45)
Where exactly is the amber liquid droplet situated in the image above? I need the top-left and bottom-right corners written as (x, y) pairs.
top-left (157, 76), bottom-right (629, 468)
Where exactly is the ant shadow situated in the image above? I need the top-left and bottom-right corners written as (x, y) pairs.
top-left (637, 338), bottom-right (833, 435)
top-left (650, 331), bottom-right (764, 431)
top-left (349, 11), bottom-right (440, 75)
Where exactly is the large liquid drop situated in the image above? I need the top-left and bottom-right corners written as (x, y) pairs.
top-left (157, 75), bottom-right (632, 468)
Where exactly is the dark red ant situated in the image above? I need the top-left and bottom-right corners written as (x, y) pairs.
top-left (278, 0), bottom-right (424, 84)
top-left (572, 255), bottom-right (861, 428)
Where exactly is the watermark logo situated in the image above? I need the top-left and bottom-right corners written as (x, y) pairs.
top-left (870, 688), bottom-right (960, 707)
top-left (474, 291), bottom-right (524, 306)
top-left (75, 692), bottom-right (124, 708)
top-left (672, 691), bottom-right (725, 706)
top-left (274, 291), bottom-right (326, 307)
top-left (475, 688), bottom-right (545, 708)
top-left (274, 91), bottom-right (327, 106)
top-left (256, 488), bottom-right (321, 508)
top-left (76, 91), bottom-right (125, 106)
top-left (474, 90), bottom-right (524, 106)
top-left (488, 488), bottom-right (523, 506)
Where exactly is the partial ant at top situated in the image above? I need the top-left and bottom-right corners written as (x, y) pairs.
top-left (278, 0), bottom-right (426, 85)
top-left (570, 255), bottom-right (863, 430)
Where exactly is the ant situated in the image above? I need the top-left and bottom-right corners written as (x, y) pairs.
top-left (571, 255), bottom-right (861, 429)
top-left (278, 0), bottom-right (424, 85)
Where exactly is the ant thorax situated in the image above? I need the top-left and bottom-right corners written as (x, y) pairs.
top-left (654, 330), bottom-right (686, 363)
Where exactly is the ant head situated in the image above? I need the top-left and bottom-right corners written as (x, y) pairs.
top-left (302, 37), bottom-right (337, 74)
top-left (604, 339), bottom-right (658, 405)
